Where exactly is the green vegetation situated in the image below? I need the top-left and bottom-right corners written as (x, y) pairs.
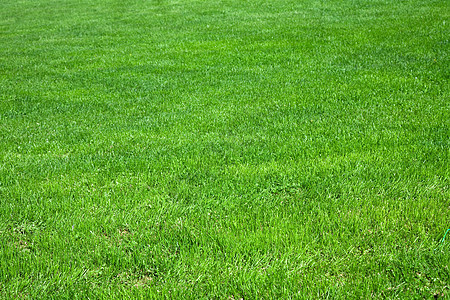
top-left (0, 0), bottom-right (448, 298)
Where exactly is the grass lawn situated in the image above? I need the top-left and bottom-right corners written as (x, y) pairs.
top-left (0, 0), bottom-right (449, 298)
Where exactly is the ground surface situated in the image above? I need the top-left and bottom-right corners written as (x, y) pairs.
top-left (0, 0), bottom-right (449, 298)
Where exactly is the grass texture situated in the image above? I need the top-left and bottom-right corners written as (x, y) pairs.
top-left (0, 0), bottom-right (449, 298)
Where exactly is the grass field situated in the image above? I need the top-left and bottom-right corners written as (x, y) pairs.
top-left (0, 0), bottom-right (449, 298)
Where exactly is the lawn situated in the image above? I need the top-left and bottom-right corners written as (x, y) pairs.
top-left (0, 0), bottom-right (449, 298)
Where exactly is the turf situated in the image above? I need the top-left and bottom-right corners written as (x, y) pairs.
top-left (0, 0), bottom-right (449, 298)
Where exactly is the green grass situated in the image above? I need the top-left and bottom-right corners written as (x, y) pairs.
top-left (0, 0), bottom-right (449, 298)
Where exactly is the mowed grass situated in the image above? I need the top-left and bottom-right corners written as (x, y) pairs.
top-left (0, 0), bottom-right (449, 298)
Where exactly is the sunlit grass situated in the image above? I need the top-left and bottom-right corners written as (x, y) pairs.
top-left (0, 0), bottom-right (449, 298)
